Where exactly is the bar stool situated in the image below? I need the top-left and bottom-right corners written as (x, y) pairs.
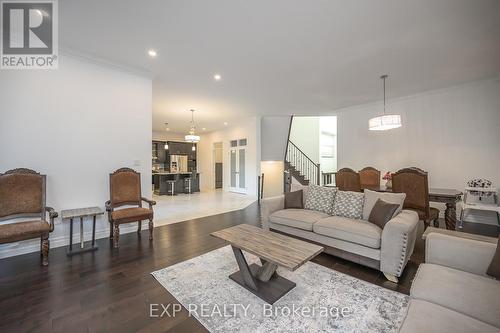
top-left (166, 180), bottom-right (176, 196)
top-left (184, 177), bottom-right (192, 194)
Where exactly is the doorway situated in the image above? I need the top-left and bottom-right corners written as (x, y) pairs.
top-left (229, 138), bottom-right (247, 194)
top-left (213, 142), bottom-right (223, 189)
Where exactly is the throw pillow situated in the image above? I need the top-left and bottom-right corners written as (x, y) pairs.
top-left (486, 237), bottom-right (500, 279)
top-left (291, 183), bottom-right (308, 206)
top-left (284, 190), bottom-right (304, 209)
top-left (362, 189), bottom-right (406, 220)
top-left (304, 185), bottom-right (337, 215)
top-left (368, 199), bottom-right (400, 229)
top-left (332, 190), bottom-right (364, 219)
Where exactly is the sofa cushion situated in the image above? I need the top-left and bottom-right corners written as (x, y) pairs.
top-left (487, 236), bottom-right (500, 279)
top-left (284, 190), bottom-right (303, 209)
top-left (411, 263), bottom-right (500, 328)
top-left (313, 216), bottom-right (382, 248)
top-left (111, 207), bottom-right (153, 224)
top-left (269, 209), bottom-right (329, 231)
top-left (400, 299), bottom-right (500, 333)
top-left (332, 190), bottom-right (364, 219)
top-left (0, 220), bottom-right (50, 244)
top-left (304, 185), bottom-right (337, 215)
top-left (362, 189), bottom-right (406, 220)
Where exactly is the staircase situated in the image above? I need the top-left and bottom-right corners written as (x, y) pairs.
top-left (285, 140), bottom-right (320, 186)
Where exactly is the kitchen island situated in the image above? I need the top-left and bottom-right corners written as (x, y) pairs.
top-left (153, 172), bottom-right (200, 195)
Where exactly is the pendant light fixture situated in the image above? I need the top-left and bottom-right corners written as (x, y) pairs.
top-left (369, 75), bottom-right (402, 131)
top-left (164, 122), bottom-right (169, 150)
top-left (185, 109), bottom-right (200, 143)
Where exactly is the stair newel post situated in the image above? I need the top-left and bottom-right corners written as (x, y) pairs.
top-left (317, 164), bottom-right (320, 185)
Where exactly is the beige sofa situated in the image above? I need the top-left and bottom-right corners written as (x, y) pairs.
top-left (260, 189), bottom-right (420, 283)
top-left (400, 232), bottom-right (500, 333)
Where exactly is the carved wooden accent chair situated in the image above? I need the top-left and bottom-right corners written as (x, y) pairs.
top-left (105, 168), bottom-right (156, 248)
top-left (334, 168), bottom-right (362, 192)
top-left (359, 166), bottom-right (381, 189)
top-left (0, 168), bottom-right (57, 265)
top-left (392, 167), bottom-right (439, 228)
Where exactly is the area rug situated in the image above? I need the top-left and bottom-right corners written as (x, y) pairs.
top-left (151, 246), bottom-right (409, 333)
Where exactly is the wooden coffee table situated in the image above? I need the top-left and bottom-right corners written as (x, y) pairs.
top-left (211, 224), bottom-right (323, 304)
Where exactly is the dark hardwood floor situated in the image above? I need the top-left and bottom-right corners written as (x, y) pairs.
top-left (2, 203), bottom-right (493, 333)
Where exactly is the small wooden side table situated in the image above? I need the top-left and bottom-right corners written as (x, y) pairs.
top-left (61, 206), bottom-right (104, 256)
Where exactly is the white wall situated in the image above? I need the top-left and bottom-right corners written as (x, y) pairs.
top-left (261, 161), bottom-right (284, 197)
top-left (0, 54), bottom-right (152, 258)
top-left (289, 117), bottom-right (320, 163)
top-left (337, 78), bottom-right (500, 221)
top-left (261, 116), bottom-right (291, 161)
top-left (197, 117), bottom-right (261, 196)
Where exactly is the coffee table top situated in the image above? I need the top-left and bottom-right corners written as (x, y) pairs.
top-left (211, 224), bottom-right (323, 271)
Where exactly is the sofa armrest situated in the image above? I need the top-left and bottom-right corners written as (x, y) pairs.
top-left (260, 195), bottom-right (285, 230)
top-left (380, 210), bottom-right (420, 277)
top-left (425, 232), bottom-right (497, 276)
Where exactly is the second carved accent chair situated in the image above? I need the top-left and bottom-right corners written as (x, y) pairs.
top-left (0, 168), bottom-right (57, 265)
top-left (391, 167), bottom-right (439, 228)
top-left (359, 166), bottom-right (381, 189)
top-left (105, 168), bottom-right (156, 248)
top-left (334, 168), bottom-right (362, 192)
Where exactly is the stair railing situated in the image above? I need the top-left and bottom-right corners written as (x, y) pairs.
top-left (285, 140), bottom-right (321, 185)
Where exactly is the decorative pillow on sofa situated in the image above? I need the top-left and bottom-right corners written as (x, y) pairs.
top-left (304, 185), bottom-right (337, 215)
top-left (332, 190), bottom-right (364, 219)
top-left (362, 189), bottom-right (406, 220)
top-left (284, 190), bottom-right (303, 209)
top-left (291, 183), bottom-right (308, 206)
top-left (368, 199), bottom-right (400, 229)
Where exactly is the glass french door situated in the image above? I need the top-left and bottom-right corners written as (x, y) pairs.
top-left (229, 139), bottom-right (247, 193)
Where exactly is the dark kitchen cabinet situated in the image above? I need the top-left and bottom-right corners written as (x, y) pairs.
top-left (152, 141), bottom-right (167, 163)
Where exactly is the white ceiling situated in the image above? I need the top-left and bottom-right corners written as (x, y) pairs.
top-left (60, 0), bottom-right (500, 133)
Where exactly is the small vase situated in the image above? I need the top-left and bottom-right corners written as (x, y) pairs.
top-left (385, 180), bottom-right (392, 189)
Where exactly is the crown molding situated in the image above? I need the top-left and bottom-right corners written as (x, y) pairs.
top-left (59, 45), bottom-right (154, 79)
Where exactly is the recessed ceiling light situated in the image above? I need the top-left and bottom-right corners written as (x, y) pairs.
top-left (148, 49), bottom-right (157, 57)
top-left (223, 122), bottom-right (228, 126)
top-left (202, 127), bottom-right (206, 131)
top-left (214, 74), bottom-right (222, 81)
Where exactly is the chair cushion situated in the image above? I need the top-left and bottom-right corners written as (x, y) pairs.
top-left (362, 189), bottom-right (405, 220)
top-left (284, 190), bottom-right (303, 209)
top-left (269, 209), bottom-right (329, 231)
top-left (400, 299), bottom-right (500, 333)
top-left (332, 190), bottom-right (364, 219)
top-left (411, 263), bottom-right (500, 328)
top-left (111, 207), bottom-right (153, 224)
top-left (304, 185), bottom-right (337, 215)
top-left (313, 216), bottom-right (382, 248)
top-left (0, 220), bottom-right (50, 243)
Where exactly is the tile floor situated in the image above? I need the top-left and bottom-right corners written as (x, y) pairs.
top-left (153, 189), bottom-right (257, 226)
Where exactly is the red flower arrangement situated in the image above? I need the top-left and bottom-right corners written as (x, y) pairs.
top-left (382, 172), bottom-right (392, 181)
